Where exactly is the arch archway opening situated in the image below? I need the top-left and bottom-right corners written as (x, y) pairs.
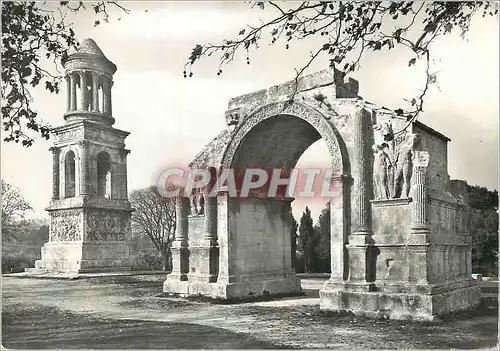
top-left (292, 138), bottom-right (331, 274)
top-left (228, 114), bottom-right (339, 281)
top-left (97, 151), bottom-right (112, 198)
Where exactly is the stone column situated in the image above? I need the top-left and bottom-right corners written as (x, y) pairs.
top-left (66, 75), bottom-right (71, 112)
top-left (79, 140), bottom-right (89, 196)
top-left (410, 151), bottom-right (430, 240)
top-left (347, 107), bottom-right (373, 285)
top-left (204, 194), bottom-right (217, 241)
top-left (168, 196), bottom-right (190, 282)
top-left (351, 108), bottom-right (373, 239)
top-left (50, 147), bottom-right (60, 200)
top-left (70, 72), bottom-right (77, 111)
top-left (108, 80), bottom-right (113, 116)
top-left (102, 77), bottom-right (112, 115)
top-left (92, 72), bottom-right (100, 112)
top-left (79, 71), bottom-right (87, 111)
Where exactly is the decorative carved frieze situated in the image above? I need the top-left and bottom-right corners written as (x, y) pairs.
top-left (54, 128), bottom-right (84, 143)
top-left (50, 209), bottom-right (83, 241)
top-left (86, 210), bottom-right (130, 241)
top-left (85, 128), bottom-right (124, 144)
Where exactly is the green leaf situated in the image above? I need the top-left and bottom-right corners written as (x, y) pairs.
top-left (408, 58), bottom-right (416, 66)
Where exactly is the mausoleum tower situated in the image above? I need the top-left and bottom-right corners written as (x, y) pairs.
top-left (27, 38), bottom-right (135, 274)
top-left (63, 38), bottom-right (116, 125)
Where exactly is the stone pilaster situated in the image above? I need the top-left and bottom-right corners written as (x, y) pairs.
top-left (168, 196), bottom-right (190, 282)
top-left (192, 193), bottom-right (219, 282)
top-left (329, 174), bottom-right (350, 282)
top-left (409, 151), bottom-right (430, 242)
top-left (70, 73), bottom-right (77, 111)
top-left (50, 147), bottom-right (60, 200)
top-left (78, 140), bottom-right (89, 196)
top-left (92, 72), bottom-right (100, 112)
top-left (406, 151), bottom-right (430, 284)
top-left (79, 71), bottom-right (87, 111)
top-left (120, 149), bottom-right (130, 199)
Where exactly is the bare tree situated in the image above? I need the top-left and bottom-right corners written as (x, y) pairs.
top-left (185, 1), bottom-right (498, 132)
top-left (130, 185), bottom-right (176, 271)
top-left (1, 179), bottom-right (33, 239)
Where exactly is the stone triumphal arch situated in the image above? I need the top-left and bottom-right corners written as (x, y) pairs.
top-left (27, 38), bottom-right (479, 321)
top-left (164, 69), bottom-right (481, 321)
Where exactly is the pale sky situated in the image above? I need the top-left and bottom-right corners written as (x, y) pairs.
top-left (1, 2), bottom-right (499, 223)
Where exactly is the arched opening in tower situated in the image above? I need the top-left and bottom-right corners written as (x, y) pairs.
top-left (97, 151), bottom-right (112, 198)
top-left (84, 71), bottom-right (93, 112)
top-left (64, 151), bottom-right (76, 198)
top-left (75, 75), bottom-right (82, 111)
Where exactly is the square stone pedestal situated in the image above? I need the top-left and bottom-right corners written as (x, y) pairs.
top-left (26, 241), bottom-right (135, 274)
top-left (319, 278), bottom-right (482, 321)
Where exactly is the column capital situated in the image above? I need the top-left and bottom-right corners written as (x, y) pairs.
top-left (49, 146), bottom-right (60, 154)
top-left (77, 140), bottom-right (90, 148)
top-left (119, 149), bottom-right (130, 162)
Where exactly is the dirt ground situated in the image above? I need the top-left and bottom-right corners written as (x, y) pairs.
top-left (2, 274), bottom-right (498, 349)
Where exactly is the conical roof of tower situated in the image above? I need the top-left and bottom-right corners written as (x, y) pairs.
top-left (63, 38), bottom-right (117, 74)
top-left (79, 38), bottom-right (106, 57)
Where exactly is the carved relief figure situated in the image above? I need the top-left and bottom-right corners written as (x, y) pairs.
top-left (189, 189), bottom-right (205, 215)
top-left (86, 210), bottom-right (128, 241)
top-left (50, 210), bottom-right (82, 241)
top-left (380, 120), bottom-right (394, 142)
top-left (392, 133), bottom-right (419, 198)
top-left (372, 143), bottom-right (392, 199)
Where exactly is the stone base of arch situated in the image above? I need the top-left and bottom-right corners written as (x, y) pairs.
top-left (164, 195), bottom-right (303, 299)
top-left (163, 276), bottom-right (302, 299)
top-left (319, 279), bottom-right (481, 322)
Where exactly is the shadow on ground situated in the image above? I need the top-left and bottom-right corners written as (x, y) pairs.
top-left (2, 304), bottom-right (289, 349)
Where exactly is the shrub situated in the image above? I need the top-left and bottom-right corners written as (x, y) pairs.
top-left (2, 249), bottom-right (40, 273)
top-left (134, 250), bottom-right (165, 271)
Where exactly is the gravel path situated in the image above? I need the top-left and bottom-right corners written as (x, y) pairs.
top-left (2, 275), bottom-right (498, 349)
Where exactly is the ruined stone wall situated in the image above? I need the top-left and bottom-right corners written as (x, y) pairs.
top-left (412, 123), bottom-right (449, 193)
